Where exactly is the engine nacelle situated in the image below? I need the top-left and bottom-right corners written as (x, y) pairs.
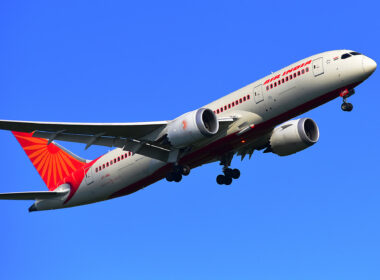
top-left (167, 108), bottom-right (219, 148)
top-left (268, 118), bottom-right (319, 156)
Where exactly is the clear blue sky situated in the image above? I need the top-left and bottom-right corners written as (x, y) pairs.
top-left (0, 1), bottom-right (379, 279)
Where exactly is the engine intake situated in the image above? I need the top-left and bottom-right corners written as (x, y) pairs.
top-left (166, 108), bottom-right (219, 148)
top-left (267, 118), bottom-right (319, 156)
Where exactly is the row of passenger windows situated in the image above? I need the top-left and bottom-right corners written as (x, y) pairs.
top-left (95, 151), bottom-right (133, 173)
top-left (213, 94), bottom-right (251, 114)
top-left (266, 67), bottom-right (309, 91)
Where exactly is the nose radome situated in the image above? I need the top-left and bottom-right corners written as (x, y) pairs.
top-left (362, 56), bottom-right (377, 75)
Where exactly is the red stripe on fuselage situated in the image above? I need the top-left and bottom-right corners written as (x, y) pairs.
top-left (109, 81), bottom-right (361, 199)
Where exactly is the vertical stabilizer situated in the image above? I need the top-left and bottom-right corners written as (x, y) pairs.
top-left (12, 132), bottom-right (86, 190)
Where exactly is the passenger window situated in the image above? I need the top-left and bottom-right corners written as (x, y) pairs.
top-left (99, 166), bottom-right (102, 171)
top-left (302, 69), bottom-right (305, 74)
top-left (125, 153), bottom-right (128, 158)
top-left (298, 71), bottom-right (301, 76)
top-left (121, 155), bottom-right (124, 160)
top-left (228, 104), bottom-right (231, 109)
top-left (289, 75), bottom-right (293, 80)
top-left (306, 67), bottom-right (309, 72)
top-left (224, 105), bottom-right (227, 110)
top-left (274, 82), bottom-right (277, 87)
top-left (243, 96), bottom-right (246, 101)
top-left (216, 109), bottom-right (220, 114)
top-left (220, 107), bottom-right (223, 112)
top-left (239, 98), bottom-right (242, 103)
top-left (95, 167), bottom-right (98, 172)
top-left (114, 159), bottom-right (117, 163)
top-left (247, 95), bottom-right (250, 100)
top-left (282, 78), bottom-right (285, 83)
top-left (341, 53), bottom-right (351, 59)
top-left (103, 164), bottom-right (105, 169)
top-left (117, 157), bottom-right (120, 162)
top-left (266, 86), bottom-right (269, 90)
top-left (286, 76), bottom-right (289, 81)
top-left (293, 73), bottom-right (297, 78)
top-left (270, 84), bottom-right (273, 89)
top-left (106, 162), bottom-right (109, 167)
top-left (232, 101), bottom-right (235, 106)
top-left (110, 161), bottom-right (113, 165)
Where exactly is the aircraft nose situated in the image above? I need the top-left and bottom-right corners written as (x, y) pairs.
top-left (362, 56), bottom-right (377, 75)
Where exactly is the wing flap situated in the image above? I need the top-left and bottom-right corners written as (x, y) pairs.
top-left (33, 131), bottom-right (173, 162)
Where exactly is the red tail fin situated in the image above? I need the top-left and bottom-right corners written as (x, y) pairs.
top-left (13, 132), bottom-right (86, 190)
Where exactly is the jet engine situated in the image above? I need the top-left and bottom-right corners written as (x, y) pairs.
top-left (166, 108), bottom-right (219, 148)
top-left (266, 118), bottom-right (319, 156)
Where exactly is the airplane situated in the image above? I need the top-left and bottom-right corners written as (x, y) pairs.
top-left (0, 50), bottom-right (376, 212)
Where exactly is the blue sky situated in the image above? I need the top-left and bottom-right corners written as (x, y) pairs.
top-left (0, 1), bottom-right (379, 279)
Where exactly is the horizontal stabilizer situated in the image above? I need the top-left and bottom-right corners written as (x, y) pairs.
top-left (0, 190), bottom-right (68, 200)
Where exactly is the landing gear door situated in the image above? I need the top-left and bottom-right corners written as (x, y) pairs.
top-left (312, 57), bottom-right (324, 77)
top-left (253, 85), bottom-right (264, 103)
top-left (84, 166), bottom-right (94, 185)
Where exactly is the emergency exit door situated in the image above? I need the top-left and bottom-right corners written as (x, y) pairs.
top-left (85, 166), bottom-right (94, 185)
top-left (312, 57), bottom-right (324, 76)
top-left (253, 85), bottom-right (264, 103)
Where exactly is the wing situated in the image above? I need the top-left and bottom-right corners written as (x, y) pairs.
top-left (0, 118), bottom-right (236, 162)
top-left (0, 120), bottom-right (168, 139)
top-left (0, 119), bottom-right (181, 163)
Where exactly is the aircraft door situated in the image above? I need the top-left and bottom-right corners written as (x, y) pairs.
top-left (312, 57), bottom-right (324, 76)
top-left (84, 166), bottom-right (94, 185)
top-left (253, 85), bottom-right (264, 103)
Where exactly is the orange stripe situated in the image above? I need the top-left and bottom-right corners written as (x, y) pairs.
top-left (59, 152), bottom-right (76, 171)
top-left (55, 154), bottom-right (64, 182)
top-left (45, 155), bottom-right (53, 187)
top-left (51, 155), bottom-right (58, 187)
top-left (34, 150), bottom-right (49, 170)
top-left (57, 152), bottom-right (70, 177)
top-left (23, 144), bottom-right (47, 151)
top-left (15, 135), bottom-right (47, 145)
top-left (54, 155), bottom-right (61, 186)
top-left (28, 147), bottom-right (47, 160)
top-left (40, 153), bottom-right (51, 179)
top-left (61, 151), bottom-right (77, 163)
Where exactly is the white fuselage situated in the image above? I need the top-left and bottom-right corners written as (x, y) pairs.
top-left (33, 50), bottom-right (376, 210)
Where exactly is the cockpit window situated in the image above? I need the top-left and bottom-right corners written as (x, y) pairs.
top-left (350, 52), bottom-right (361, 56)
top-left (341, 53), bottom-right (352, 59)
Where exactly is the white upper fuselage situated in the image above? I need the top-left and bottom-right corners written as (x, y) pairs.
top-left (33, 50), bottom-right (377, 210)
top-left (208, 50), bottom-right (373, 121)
